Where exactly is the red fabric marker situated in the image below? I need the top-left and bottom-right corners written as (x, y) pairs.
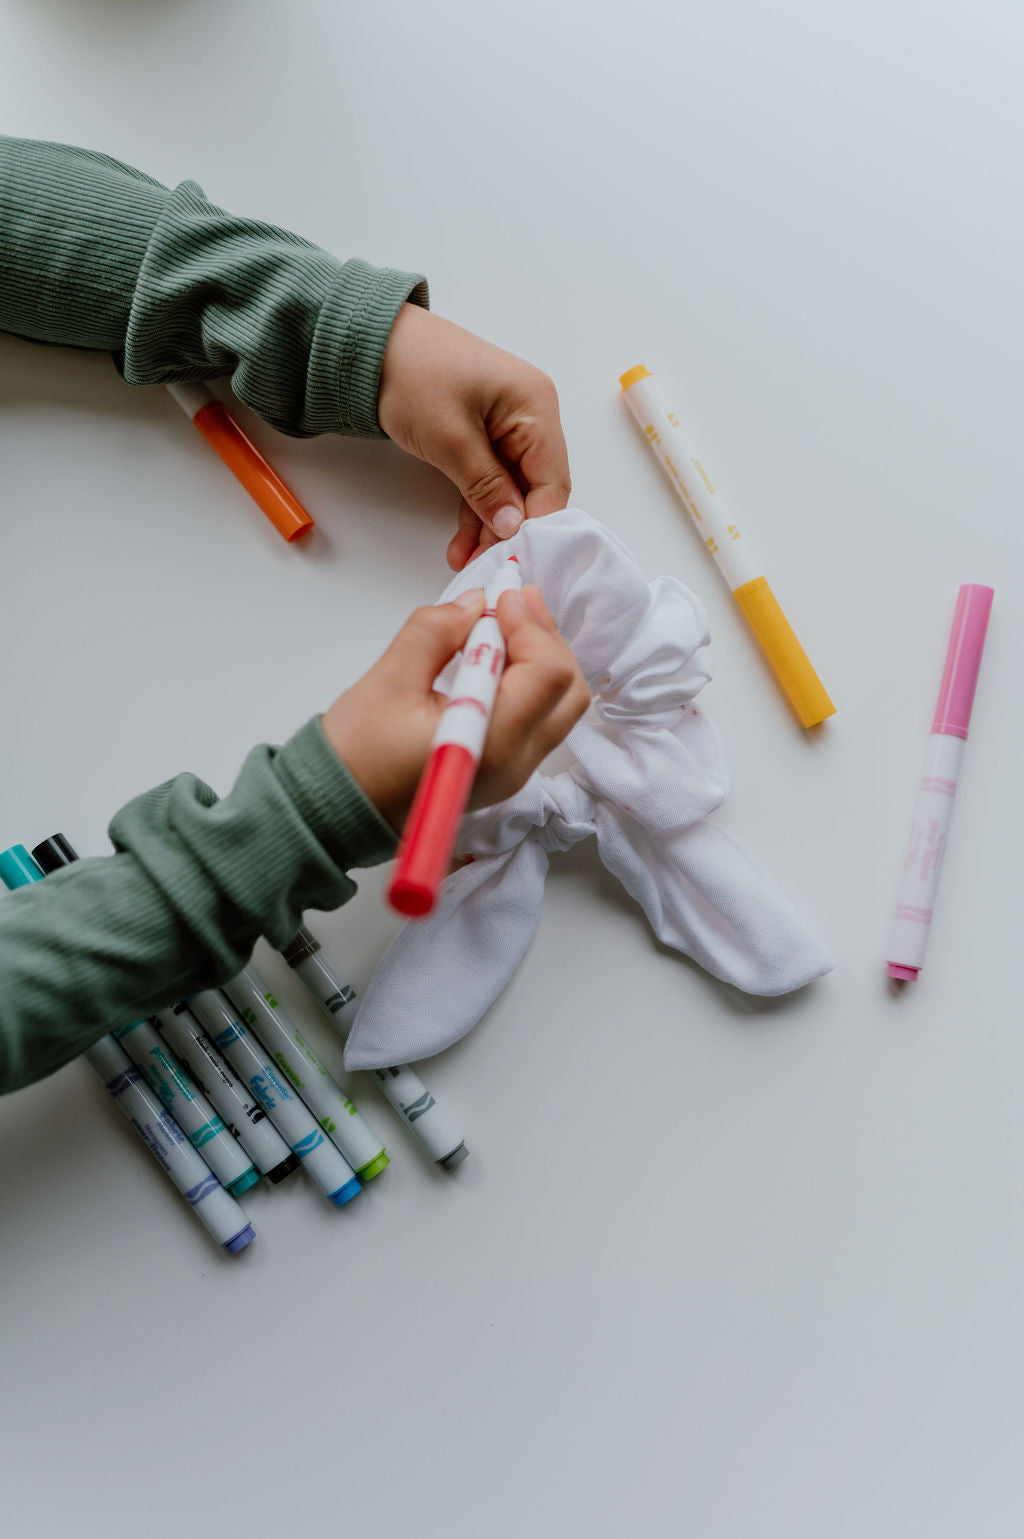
top-left (389, 557), bottom-right (522, 917)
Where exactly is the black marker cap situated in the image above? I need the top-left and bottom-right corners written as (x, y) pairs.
top-left (266, 1152), bottom-right (302, 1184)
top-left (32, 833), bottom-right (80, 872)
top-left (281, 926), bottom-right (320, 967)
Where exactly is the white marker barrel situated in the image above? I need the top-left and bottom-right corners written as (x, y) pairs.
top-left (222, 968), bottom-right (388, 1180)
top-left (85, 1035), bottom-right (254, 1254)
top-left (887, 734), bottom-right (965, 974)
top-left (153, 1006), bottom-right (298, 1183)
top-left (433, 559), bottom-right (522, 758)
top-left (369, 1064), bottom-right (468, 1169)
top-left (112, 1018), bottom-right (258, 1197)
top-left (282, 927), bottom-right (468, 1169)
top-left (620, 370), bottom-right (760, 591)
top-left (185, 992), bottom-right (360, 1206)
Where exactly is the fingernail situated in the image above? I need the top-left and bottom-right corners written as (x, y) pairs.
top-left (453, 587), bottom-right (485, 609)
top-left (492, 505), bottom-right (523, 538)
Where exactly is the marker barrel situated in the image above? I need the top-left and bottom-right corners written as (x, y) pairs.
top-left (281, 926), bottom-right (468, 1169)
top-left (112, 1018), bottom-right (259, 1197)
top-left (222, 968), bottom-right (388, 1180)
top-left (886, 734), bottom-right (965, 979)
top-left (85, 1035), bottom-right (254, 1255)
top-left (389, 744), bottom-right (477, 918)
top-left (886, 583), bottom-right (993, 981)
top-left (153, 1006), bottom-right (299, 1184)
top-left (619, 365), bottom-right (834, 728)
top-left (185, 992), bottom-right (361, 1206)
top-left (166, 382), bottom-right (314, 543)
top-left (0, 841), bottom-right (254, 1253)
top-left (390, 558), bottom-right (521, 917)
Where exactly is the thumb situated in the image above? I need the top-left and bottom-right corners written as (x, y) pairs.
top-left (445, 436), bottom-right (525, 541)
top-left (381, 589), bottom-right (487, 691)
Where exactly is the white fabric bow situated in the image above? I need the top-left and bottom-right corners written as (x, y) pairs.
top-left (344, 509), bottom-right (833, 1070)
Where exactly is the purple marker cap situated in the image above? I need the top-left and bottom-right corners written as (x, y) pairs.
top-left (223, 1224), bottom-right (255, 1255)
top-left (931, 584), bottom-right (994, 739)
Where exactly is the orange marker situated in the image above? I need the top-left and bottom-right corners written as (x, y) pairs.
top-left (166, 383), bottom-right (314, 543)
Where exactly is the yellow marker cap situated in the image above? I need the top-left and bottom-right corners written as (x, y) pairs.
top-left (619, 364), bottom-right (651, 391)
top-left (732, 577), bottom-right (836, 728)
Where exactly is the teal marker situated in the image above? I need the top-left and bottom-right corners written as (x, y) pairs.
top-left (186, 990), bottom-right (362, 1207)
top-left (25, 834), bottom-right (259, 1198)
top-left (0, 845), bottom-right (254, 1255)
top-left (112, 1018), bottom-right (259, 1198)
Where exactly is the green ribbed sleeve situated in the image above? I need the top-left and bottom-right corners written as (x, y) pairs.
top-left (0, 135), bottom-right (428, 437)
top-left (0, 719), bottom-right (397, 1096)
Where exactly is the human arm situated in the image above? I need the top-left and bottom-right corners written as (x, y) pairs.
top-left (0, 135), bottom-right (569, 565)
top-left (0, 133), bottom-right (427, 438)
top-left (0, 589), bottom-right (588, 1095)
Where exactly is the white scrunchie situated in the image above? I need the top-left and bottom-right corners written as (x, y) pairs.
top-left (344, 509), bottom-right (833, 1070)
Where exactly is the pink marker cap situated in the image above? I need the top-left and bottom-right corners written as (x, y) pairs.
top-left (931, 584), bottom-right (994, 739)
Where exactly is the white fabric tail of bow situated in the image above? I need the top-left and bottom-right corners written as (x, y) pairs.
top-left (344, 508), bottom-right (833, 1070)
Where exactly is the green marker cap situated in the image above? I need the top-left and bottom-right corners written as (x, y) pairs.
top-left (357, 1151), bottom-right (390, 1181)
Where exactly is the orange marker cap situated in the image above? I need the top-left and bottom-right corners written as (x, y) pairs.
top-left (192, 400), bottom-right (314, 543)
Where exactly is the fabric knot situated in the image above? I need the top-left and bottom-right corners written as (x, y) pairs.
top-left (345, 509), bottom-right (833, 1071)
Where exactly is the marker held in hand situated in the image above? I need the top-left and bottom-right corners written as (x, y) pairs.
top-left (389, 557), bottom-right (521, 917)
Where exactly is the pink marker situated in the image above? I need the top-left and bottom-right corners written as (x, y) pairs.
top-left (389, 556), bottom-right (522, 918)
top-left (887, 583), bottom-right (994, 982)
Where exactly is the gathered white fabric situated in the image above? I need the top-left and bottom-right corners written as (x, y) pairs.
top-left (344, 508), bottom-right (833, 1070)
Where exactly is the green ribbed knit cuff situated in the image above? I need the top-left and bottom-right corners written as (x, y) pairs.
top-left (325, 261), bottom-right (429, 437)
top-left (0, 135), bottom-right (171, 351)
top-left (276, 716), bottom-right (398, 871)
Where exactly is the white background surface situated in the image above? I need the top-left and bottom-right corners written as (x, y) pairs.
top-left (1, 2), bottom-right (1023, 1535)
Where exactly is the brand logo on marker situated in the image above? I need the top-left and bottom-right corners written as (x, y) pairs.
top-left (325, 989), bottom-right (356, 1013)
top-left (214, 1023), bottom-right (244, 1048)
top-left (291, 1129), bottom-right (325, 1158)
top-left (403, 1090), bottom-right (437, 1123)
top-left (274, 1051), bottom-right (305, 1090)
top-left (190, 1117), bottom-right (227, 1149)
top-left (106, 1068), bottom-right (141, 1097)
top-left (184, 1172), bottom-right (220, 1206)
top-left (251, 1071), bottom-right (276, 1109)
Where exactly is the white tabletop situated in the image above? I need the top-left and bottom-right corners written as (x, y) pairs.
top-left (2, 3), bottom-right (1023, 1535)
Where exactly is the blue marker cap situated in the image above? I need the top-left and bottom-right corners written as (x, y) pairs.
top-left (223, 1224), bottom-right (256, 1255)
top-left (0, 845), bottom-right (44, 890)
top-left (329, 1176), bottom-right (362, 1207)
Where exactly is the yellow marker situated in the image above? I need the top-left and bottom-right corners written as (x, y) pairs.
top-left (619, 365), bottom-right (835, 728)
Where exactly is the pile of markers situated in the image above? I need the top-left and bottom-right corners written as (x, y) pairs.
top-left (0, 835), bottom-right (467, 1257)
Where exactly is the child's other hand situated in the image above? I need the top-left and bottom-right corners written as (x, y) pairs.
top-left (322, 585), bottom-right (589, 831)
top-left (378, 305), bottom-right (571, 571)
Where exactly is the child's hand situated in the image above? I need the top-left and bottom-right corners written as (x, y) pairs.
top-left (322, 585), bottom-right (589, 831)
top-left (378, 305), bottom-right (572, 571)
